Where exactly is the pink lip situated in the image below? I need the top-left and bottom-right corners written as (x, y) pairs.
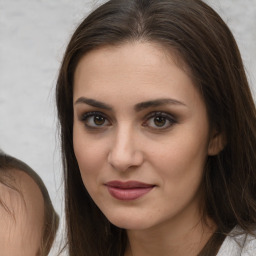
top-left (105, 180), bottom-right (155, 201)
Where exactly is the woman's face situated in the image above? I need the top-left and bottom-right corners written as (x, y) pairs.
top-left (73, 42), bottom-right (218, 231)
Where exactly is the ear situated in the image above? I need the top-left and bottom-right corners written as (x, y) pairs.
top-left (208, 129), bottom-right (226, 156)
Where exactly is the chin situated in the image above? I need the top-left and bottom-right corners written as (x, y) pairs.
top-left (106, 213), bottom-right (153, 230)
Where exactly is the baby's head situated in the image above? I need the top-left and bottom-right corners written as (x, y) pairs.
top-left (0, 151), bottom-right (59, 255)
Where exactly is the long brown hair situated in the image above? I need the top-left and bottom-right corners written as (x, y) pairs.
top-left (56, 0), bottom-right (256, 255)
top-left (0, 152), bottom-right (59, 255)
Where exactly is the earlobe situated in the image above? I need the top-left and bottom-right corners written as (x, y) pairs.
top-left (208, 130), bottom-right (226, 156)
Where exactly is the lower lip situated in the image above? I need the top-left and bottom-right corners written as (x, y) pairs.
top-left (106, 186), bottom-right (154, 201)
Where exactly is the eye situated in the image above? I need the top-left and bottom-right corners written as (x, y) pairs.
top-left (143, 112), bottom-right (176, 130)
top-left (81, 111), bottom-right (111, 129)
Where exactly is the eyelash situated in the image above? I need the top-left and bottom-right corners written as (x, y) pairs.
top-left (80, 111), bottom-right (177, 131)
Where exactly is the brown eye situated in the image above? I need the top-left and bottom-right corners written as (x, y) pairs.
top-left (81, 112), bottom-right (111, 129)
top-left (143, 112), bottom-right (176, 130)
top-left (154, 116), bottom-right (167, 127)
top-left (94, 115), bottom-right (106, 125)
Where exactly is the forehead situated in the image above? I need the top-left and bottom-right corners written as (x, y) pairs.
top-left (75, 41), bottom-right (189, 76)
top-left (73, 42), bottom-right (201, 108)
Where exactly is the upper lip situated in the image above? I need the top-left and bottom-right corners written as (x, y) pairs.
top-left (105, 180), bottom-right (155, 188)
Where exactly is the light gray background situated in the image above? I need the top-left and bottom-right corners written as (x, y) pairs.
top-left (0, 1), bottom-right (255, 255)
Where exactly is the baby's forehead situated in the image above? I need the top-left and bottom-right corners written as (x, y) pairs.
top-left (0, 168), bottom-right (45, 255)
top-left (0, 167), bottom-right (45, 205)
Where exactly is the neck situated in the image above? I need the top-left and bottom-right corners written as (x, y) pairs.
top-left (125, 216), bottom-right (216, 256)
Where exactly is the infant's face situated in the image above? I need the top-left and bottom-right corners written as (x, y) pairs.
top-left (0, 168), bottom-right (44, 255)
top-left (73, 42), bottom-right (215, 231)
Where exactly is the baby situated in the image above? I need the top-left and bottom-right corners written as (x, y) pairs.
top-left (0, 151), bottom-right (59, 255)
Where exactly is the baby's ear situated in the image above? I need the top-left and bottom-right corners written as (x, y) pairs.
top-left (208, 129), bottom-right (226, 156)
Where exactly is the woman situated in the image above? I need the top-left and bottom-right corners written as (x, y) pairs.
top-left (0, 151), bottom-right (59, 255)
top-left (56, 0), bottom-right (256, 255)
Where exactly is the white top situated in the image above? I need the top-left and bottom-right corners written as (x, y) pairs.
top-left (217, 226), bottom-right (256, 256)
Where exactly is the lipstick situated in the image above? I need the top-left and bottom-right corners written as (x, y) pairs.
top-left (105, 180), bottom-right (155, 201)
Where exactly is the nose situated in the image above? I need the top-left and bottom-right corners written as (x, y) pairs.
top-left (107, 126), bottom-right (144, 172)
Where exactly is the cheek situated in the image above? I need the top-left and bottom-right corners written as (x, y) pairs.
top-left (149, 133), bottom-right (208, 187)
top-left (73, 127), bottom-right (105, 185)
top-left (149, 140), bottom-right (207, 215)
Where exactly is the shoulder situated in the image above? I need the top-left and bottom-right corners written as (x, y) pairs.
top-left (217, 226), bottom-right (256, 256)
top-left (241, 231), bottom-right (256, 256)
top-left (0, 169), bottom-right (44, 255)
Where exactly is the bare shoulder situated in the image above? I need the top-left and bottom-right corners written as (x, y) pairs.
top-left (0, 169), bottom-right (44, 255)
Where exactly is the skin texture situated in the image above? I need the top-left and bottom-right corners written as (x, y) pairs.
top-left (73, 42), bottom-right (223, 256)
top-left (0, 169), bottom-right (44, 256)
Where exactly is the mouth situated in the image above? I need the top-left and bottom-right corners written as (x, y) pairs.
top-left (105, 180), bottom-right (155, 201)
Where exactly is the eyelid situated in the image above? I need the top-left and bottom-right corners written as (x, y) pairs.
top-left (144, 111), bottom-right (176, 121)
top-left (80, 111), bottom-right (108, 120)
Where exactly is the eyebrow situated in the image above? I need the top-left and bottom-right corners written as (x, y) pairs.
top-left (134, 98), bottom-right (186, 112)
top-left (74, 97), bottom-right (186, 112)
top-left (75, 97), bottom-right (112, 110)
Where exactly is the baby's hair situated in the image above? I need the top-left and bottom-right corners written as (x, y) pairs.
top-left (0, 151), bottom-right (59, 255)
